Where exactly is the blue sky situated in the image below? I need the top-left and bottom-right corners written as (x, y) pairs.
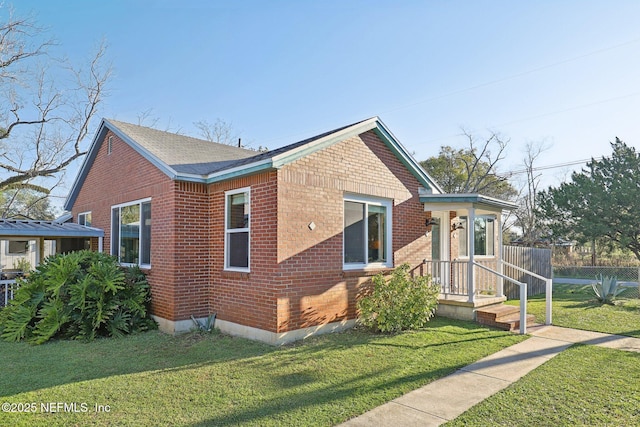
top-left (11, 0), bottom-right (640, 207)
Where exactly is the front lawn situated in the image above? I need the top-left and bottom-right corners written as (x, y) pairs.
top-left (507, 283), bottom-right (640, 337)
top-left (0, 317), bottom-right (525, 426)
top-left (446, 344), bottom-right (640, 426)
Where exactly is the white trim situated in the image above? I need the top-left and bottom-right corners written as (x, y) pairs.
top-left (458, 214), bottom-right (497, 258)
top-left (110, 198), bottom-right (152, 268)
top-left (111, 197), bottom-right (152, 210)
top-left (343, 194), bottom-right (393, 270)
top-left (5, 239), bottom-right (30, 256)
top-left (77, 211), bottom-right (92, 227)
top-left (224, 187), bottom-right (251, 272)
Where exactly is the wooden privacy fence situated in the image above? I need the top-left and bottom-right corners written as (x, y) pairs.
top-left (503, 245), bottom-right (552, 299)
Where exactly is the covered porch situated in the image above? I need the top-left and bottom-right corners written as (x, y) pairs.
top-left (0, 219), bottom-right (104, 307)
top-left (419, 193), bottom-right (551, 332)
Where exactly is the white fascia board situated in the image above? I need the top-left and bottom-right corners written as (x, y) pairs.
top-left (373, 119), bottom-right (444, 194)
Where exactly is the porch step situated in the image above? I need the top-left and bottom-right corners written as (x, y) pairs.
top-left (476, 304), bottom-right (536, 332)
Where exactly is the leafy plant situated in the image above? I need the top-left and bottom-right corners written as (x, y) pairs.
top-left (0, 250), bottom-right (156, 344)
top-left (357, 263), bottom-right (439, 333)
top-left (591, 274), bottom-right (626, 304)
top-left (13, 258), bottom-right (32, 273)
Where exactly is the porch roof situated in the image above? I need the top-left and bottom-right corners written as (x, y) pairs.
top-left (0, 220), bottom-right (104, 238)
top-left (420, 193), bottom-right (518, 213)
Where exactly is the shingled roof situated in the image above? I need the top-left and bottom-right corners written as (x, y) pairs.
top-left (106, 120), bottom-right (257, 175)
top-left (64, 117), bottom-right (441, 210)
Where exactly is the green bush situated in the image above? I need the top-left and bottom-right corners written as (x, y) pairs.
top-left (0, 251), bottom-right (156, 344)
top-left (357, 263), bottom-right (439, 333)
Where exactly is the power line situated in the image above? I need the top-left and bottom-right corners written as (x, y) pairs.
top-left (503, 157), bottom-right (603, 177)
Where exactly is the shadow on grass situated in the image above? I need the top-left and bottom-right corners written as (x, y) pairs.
top-left (0, 316), bottom-right (514, 402)
top-left (188, 366), bottom-right (448, 427)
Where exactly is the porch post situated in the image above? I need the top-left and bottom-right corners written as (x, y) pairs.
top-left (467, 207), bottom-right (475, 302)
top-left (37, 237), bottom-right (44, 267)
top-left (497, 213), bottom-right (504, 298)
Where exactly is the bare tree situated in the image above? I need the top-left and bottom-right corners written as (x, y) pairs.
top-left (0, 8), bottom-right (111, 213)
top-left (512, 141), bottom-right (550, 246)
top-left (420, 129), bottom-right (516, 200)
top-left (194, 118), bottom-right (240, 146)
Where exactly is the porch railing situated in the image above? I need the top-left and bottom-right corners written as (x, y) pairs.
top-left (503, 260), bottom-right (553, 326)
top-left (474, 261), bottom-right (529, 334)
top-left (422, 258), bottom-right (553, 335)
top-left (0, 279), bottom-right (18, 308)
top-left (422, 259), bottom-right (499, 297)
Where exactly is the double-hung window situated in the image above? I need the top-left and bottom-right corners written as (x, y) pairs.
top-left (459, 215), bottom-right (495, 257)
top-left (343, 196), bottom-right (392, 270)
top-left (111, 199), bottom-right (151, 267)
top-left (225, 188), bottom-right (250, 271)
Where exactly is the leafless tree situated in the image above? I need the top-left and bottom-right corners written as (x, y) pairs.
top-left (0, 8), bottom-right (111, 211)
top-left (457, 128), bottom-right (511, 195)
top-left (194, 118), bottom-right (240, 146)
top-left (512, 141), bottom-right (550, 246)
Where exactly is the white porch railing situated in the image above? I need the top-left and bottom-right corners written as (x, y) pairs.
top-left (0, 279), bottom-right (18, 308)
top-left (422, 258), bottom-right (553, 335)
top-left (473, 261), bottom-right (528, 334)
top-left (422, 259), bottom-right (499, 297)
top-left (502, 261), bottom-right (553, 326)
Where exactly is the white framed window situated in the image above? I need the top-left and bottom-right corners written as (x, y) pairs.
top-left (107, 136), bottom-right (113, 155)
top-left (343, 195), bottom-right (393, 270)
top-left (111, 198), bottom-right (151, 267)
top-left (459, 215), bottom-right (496, 257)
top-left (78, 211), bottom-right (92, 227)
top-left (7, 240), bottom-right (29, 255)
top-left (224, 187), bottom-right (250, 272)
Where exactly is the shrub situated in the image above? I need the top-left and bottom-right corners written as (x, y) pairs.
top-left (591, 274), bottom-right (627, 304)
top-left (357, 263), bottom-right (439, 333)
top-left (0, 250), bottom-right (156, 344)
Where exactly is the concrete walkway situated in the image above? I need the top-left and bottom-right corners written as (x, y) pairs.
top-left (340, 325), bottom-right (640, 426)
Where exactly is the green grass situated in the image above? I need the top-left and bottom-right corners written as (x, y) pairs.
top-left (446, 344), bottom-right (640, 426)
top-left (506, 283), bottom-right (640, 337)
top-left (0, 317), bottom-right (525, 426)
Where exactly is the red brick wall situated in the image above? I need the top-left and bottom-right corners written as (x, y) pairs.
top-left (73, 127), bottom-right (432, 336)
top-left (72, 130), bottom-right (179, 321)
top-left (274, 130), bottom-right (430, 332)
top-left (208, 172), bottom-right (279, 331)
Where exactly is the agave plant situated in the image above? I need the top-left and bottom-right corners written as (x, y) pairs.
top-left (592, 274), bottom-right (626, 304)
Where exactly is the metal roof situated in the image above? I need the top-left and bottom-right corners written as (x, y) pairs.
top-left (0, 220), bottom-right (104, 238)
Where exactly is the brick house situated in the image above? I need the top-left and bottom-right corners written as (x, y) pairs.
top-left (64, 117), bottom-right (522, 344)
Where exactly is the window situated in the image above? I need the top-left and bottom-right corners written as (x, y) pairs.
top-left (343, 196), bottom-right (392, 269)
top-left (459, 216), bottom-right (495, 257)
top-left (78, 212), bottom-right (92, 227)
top-left (111, 199), bottom-right (151, 267)
top-left (225, 188), bottom-right (250, 271)
top-left (107, 136), bottom-right (113, 155)
top-left (7, 240), bottom-right (29, 255)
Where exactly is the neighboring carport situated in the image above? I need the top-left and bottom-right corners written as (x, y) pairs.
top-left (0, 219), bottom-right (104, 306)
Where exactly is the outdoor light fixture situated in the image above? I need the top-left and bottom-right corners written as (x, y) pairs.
top-left (425, 218), bottom-right (439, 228)
top-left (451, 221), bottom-right (464, 232)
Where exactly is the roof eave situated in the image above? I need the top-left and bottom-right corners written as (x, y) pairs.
top-left (65, 119), bottom-right (181, 211)
top-left (420, 193), bottom-right (519, 211)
